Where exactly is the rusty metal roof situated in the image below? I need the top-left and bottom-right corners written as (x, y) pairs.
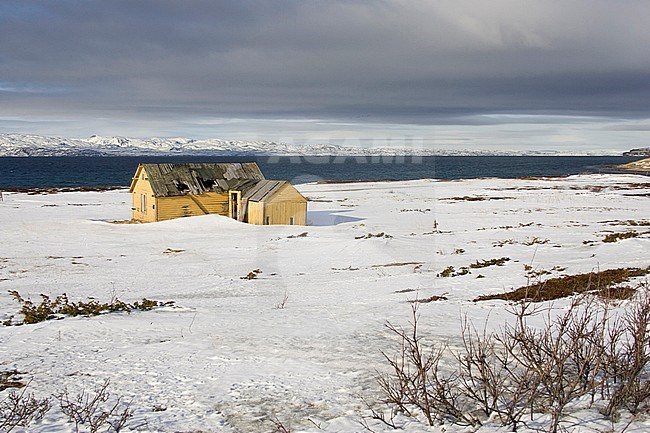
top-left (138, 163), bottom-right (265, 197)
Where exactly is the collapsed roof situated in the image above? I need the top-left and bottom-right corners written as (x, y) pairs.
top-left (132, 163), bottom-right (287, 201)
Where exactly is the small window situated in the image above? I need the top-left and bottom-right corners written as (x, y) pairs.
top-left (265, 216), bottom-right (270, 225)
top-left (289, 217), bottom-right (294, 225)
top-left (141, 194), bottom-right (147, 214)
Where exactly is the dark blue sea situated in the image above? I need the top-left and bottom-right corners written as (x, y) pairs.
top-left (0, 156), bottom-right (641, 188)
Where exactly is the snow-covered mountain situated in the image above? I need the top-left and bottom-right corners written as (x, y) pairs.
top-left (0, 133), bottom-right (621, 156)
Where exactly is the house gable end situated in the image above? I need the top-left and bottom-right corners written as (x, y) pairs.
top-left (264, 183), bottom-right (307, 204)
top-left (129, 165), bottom-right (144, 192)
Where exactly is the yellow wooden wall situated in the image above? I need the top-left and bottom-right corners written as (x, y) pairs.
top-left (131, 168), bottom-right (157, 222)
top-left (264, 201), bottom-right (307, 225)
top-left (247, 201), bottom-right (265, 225)
top-left (156, 192), bottom-right (229, 221)
top-left (246, 184), bottom-right (307, 225)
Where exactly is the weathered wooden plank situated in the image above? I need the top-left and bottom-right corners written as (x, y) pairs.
top-left (141, 163), bottom-right (265, 197)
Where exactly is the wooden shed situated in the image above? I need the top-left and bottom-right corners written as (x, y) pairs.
top-left (129, 163), bottom-right (307, 225)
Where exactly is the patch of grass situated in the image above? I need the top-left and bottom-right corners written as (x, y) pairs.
top-left (5, 291), bottom-right (174, 325)
top-left (0, 370), bottom-right (24, 391)
top-left (474, 267), bottom-right (650, 302)
top-left (436, 266), bottom-right (470, 278)
top-left (241, 269), bottom-right (262, 280)
top-left (606, 220), bottom-right (650, 226)
top-left (394, 288), bottom-right (416, 293)
top-left (523, 265), bottom-right (567, 279)
top-left (355, 232), bottom-right (393, 239)
top-left (371, 261), bottom-right (423, 268)
top-left (111, 219), bottom-right (143, 224)
top-left (469, 257), bottom-right (510, 269)
top-left (522, 237), bottom-right (549, 246)
top-left (400, 208), bottom-right (431, 213)
top-left (602, 231), bottom-right (645, 243)
top-left (442, 195), bottom-right (514, 202)
top-left (437, 266), bottom-right (455, 278)
top-left (163, 248), bottom-right (185, 254)
top-left (438, 259), bottom-right (509, 277)
top-left (286, 232), bottom-right (308, 238)
top-left (409, 295), bottom-right (448, 303)
top-left (596, 285), bottom-right (639, 301)
top-left (331, 265), bottom-right (359, 271)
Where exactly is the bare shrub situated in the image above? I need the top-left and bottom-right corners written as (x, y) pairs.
top-left (274, 291), bottom-right (289, 309)
top-left (457, 317), bottom-right (537, 431)
top-left (57, 379), bottom-right (132, 433)
top-left (269, 415), bottom-right (291, 433)
top-left (377, 286), bottom-right (650, 432)
top-left (0, 385), bottom-right (51, 433)
top-left (376, 304), bottom-right (481, 427)
top-left (498, 297), bottom-right (610, 433)
top-left (604, 287), bottom-right (650, 418)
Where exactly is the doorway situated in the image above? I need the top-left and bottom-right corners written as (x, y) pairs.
top-left (229, 191), bottom-right (240, 220)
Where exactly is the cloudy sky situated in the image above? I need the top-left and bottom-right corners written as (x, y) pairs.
top-left (1, 0), bottom-right (649, 152)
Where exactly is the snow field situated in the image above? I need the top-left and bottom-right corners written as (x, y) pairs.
top-left (1, 174), bottom-right (649, 432)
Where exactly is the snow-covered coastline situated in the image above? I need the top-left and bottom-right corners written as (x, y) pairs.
top-left (0, 133), bottom-right (625, 157)
top-left (1, 174), bottom-right (649, 432)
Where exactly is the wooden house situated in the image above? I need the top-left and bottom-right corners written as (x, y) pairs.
top-left (129, 163), bottom-right (307, 225)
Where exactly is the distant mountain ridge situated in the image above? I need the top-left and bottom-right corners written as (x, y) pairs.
top-left (0, 133), bottom-right (623, 157)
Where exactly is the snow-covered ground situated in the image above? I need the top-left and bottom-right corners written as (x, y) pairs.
top-left (1, 174), bottom-right (649, 432)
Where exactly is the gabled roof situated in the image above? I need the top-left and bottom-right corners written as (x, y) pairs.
top-left (242, 180), bottom-right (288, 202)
top-left (131, 163), bottom-right (265, 197)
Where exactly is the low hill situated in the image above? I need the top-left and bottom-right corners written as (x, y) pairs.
top-left (623, 147), bottom-right (650, 156)
top-left (618, 157), bottom-right (650, 172)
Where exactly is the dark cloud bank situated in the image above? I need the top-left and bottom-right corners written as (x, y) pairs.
top-left (1, 1), bottom-right (649, 149)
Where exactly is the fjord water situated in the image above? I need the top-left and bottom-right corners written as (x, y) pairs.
top-left (0, 156), bottom-right (640, 188)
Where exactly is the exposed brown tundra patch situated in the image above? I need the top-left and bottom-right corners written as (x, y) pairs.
top-left (474, 267), bottom-right (650, 302)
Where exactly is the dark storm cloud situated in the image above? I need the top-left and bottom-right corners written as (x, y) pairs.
top-left (1, 0), bottom-right (650, 126)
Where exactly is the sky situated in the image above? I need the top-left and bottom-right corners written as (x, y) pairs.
top-left (1, 0), bottom-right (649, 152)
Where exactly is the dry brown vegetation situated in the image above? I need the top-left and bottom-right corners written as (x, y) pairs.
top-left (469, 257), bottom-right (510, 269)
top-left (602, 231), bottom-right (647, 243)
top-left (1, 378), bottom-right (131, 432)
top-left (371, 262), bottom-right (423, 268)
top-left (4, 291), bottom-right (173, 326)
top-left (604, 220), bottom-right (650, 226)
top-left (0, 371), bottom-right (24, 392)
top-left (355, 232), bottom-right (393, 239)
top-left (441, 195), bottom-right (514, 202)
top-left (474, 267), bottom-right (650, 302)
top-left (408, 295), bottom-right (448, 303)
top-left (376, 290), bottom-right (650, 432)
top-left (240, 269), bottom-right (262, 280)
top-left (110, 219), bottom-right (143, 225)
